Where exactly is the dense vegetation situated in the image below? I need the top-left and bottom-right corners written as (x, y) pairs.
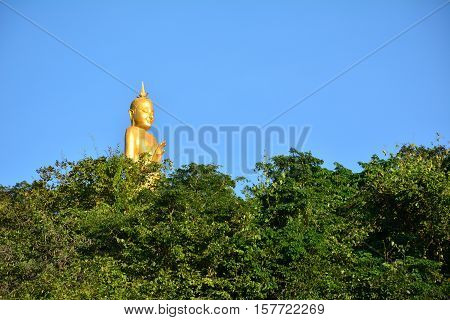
top-left (1, 144), bottom-right (448, 299)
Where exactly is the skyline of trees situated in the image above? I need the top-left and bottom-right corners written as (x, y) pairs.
top-left (1, 143), bottom-right (448, 299)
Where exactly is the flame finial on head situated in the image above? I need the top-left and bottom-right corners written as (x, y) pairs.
top-left (131, 81), bottom-right (153, 111)
top-left (138, 81), bottom-right (147, 97)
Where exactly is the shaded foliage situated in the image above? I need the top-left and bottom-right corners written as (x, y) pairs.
top-left (0, 144), bottom-right (448, 299)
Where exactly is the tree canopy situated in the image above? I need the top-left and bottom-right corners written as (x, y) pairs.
top-left (0, 144), bottom-right (448, 299)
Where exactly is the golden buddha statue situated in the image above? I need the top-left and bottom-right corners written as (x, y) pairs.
top-left (125, 82), bottom-right (166, 162)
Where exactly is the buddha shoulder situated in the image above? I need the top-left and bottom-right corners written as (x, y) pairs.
top-left (126, 126), bottom-right (157, 142)
top-left (125, 125), bottom-right (140, 136)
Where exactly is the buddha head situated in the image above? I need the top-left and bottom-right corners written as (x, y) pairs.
top-left (129, 82), bottom-right (154, 130)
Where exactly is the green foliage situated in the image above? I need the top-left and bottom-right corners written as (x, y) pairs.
top-left (0, 144), bottom-right (448, 299)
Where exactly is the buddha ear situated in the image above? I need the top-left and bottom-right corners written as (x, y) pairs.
top-left (129, 109), bottom-right (135, 125)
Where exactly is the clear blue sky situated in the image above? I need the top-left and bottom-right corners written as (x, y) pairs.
top-left (1, 0), bottom-right (449, 186)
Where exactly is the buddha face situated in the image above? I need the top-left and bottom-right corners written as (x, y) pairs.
top-left (130, 100), bottom-right (154, 130)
